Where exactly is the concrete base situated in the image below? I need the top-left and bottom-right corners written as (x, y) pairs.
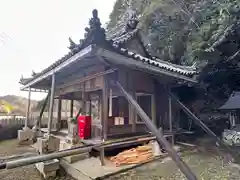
top-left (63, 153), bottom-right (90, 164)
top-left (18, 128), bottom-right (35, 145)
top-left (59, 141), bottom-right (89, 164)
top-left (36, 135), bottom-right (60, 154)
top-left (59, 157), bottom-right (136, 180)
top-left (35, 159), bottom-right (59, 179)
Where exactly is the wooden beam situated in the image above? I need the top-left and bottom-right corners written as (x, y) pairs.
top-left (20, 45), bottom-right (93, 91)
top-left (57, 69), bottom-right (116, 90)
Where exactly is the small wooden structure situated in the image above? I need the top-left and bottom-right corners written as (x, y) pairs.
top-left (19, 9), bottom-right (197, 159)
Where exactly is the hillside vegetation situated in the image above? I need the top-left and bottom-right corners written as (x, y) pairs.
top-left (107, 0), bottom-right (239, 66)
top-left (107, 0), bottom-right (240, 110)
top-left (0, 95), bottom-right (37, 115)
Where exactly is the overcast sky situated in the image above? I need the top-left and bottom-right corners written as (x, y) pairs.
top-left (0, 0), bottom-right (115, 100)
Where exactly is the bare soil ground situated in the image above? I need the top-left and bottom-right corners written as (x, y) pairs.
top-left (0, 139), bottom-right (240, 180)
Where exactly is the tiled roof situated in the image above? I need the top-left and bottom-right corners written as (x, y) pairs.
top-left (111, 44), bottom-right (196, 76)
top-left (111, 29), bottom-right (138, 45)
top-left (20, 9), bottom-right (197, 86)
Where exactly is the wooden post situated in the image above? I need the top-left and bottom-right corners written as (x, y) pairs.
top-left (25, 88), bottom-right (31, 129)
top-left (70, 100), bottom-right (74, 118)
top-left (82, 83), bottom-right (86, 115)
top-left (108, 89), bottom-right (112, 117)
top-left (57, 98), bottom-right (62, 130)
top-left (100, 76), bottom-right (108, 166)
top-left (129, 92), bottom-right (136, 132)
top-left (102, 77), bottom-right (108, 140)
top-left (168, 95), bottom-right (174, 145)
top-left (47, 73), bottom-right (55, 135)
top-left (151, 93), bottom-right (157, 126)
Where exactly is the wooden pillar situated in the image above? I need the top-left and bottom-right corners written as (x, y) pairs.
top-left (168, 95), bottom-right (174, 145)
top-left (57, 98), bottom-right (62, 130)
top-left (70, 100), bottom-right (74, 118)
top-left (82, 83), bottom-right (86, 115)
top-left (47, 73), bottom-right (55, 135)
top-left (108, 89), bottom-right (112, 117)
top-left (129, 92), bottom-right (136, 132)
top-left (151, 93), bottom-right (157, 126)
top-left (25, 88), bottom-right (31, 129)
top-left (100, 76), bottom-right (108, 166)
top-left (102, 77), bottom-right (108, 140)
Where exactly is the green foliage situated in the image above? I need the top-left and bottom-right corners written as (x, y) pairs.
top-left (107, 0), bottom-right (239, 66)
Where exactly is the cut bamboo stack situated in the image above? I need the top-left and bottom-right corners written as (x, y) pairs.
top-left (109, 145), bottom-right (155, 166)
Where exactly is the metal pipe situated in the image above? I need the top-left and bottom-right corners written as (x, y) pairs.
top-left (167, 90), bottom-right (238, 160)
top-left (115, 81), bottom-right (197, 180)
top-left (25, 88), bottom-right (32, 128)
top-left (48, 73), bottom-right (55, 134)
top-left (0, 135), bottom-right (155, 170)
top-left (2, 146), bottom-right (92, 170)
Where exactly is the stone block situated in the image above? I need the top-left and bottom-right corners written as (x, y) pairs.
top-left (37, 137), bottom-right (48, 154)
top-left (35, 159), bottom-right (59, 179)
top-left (18, 128), bottom-right (35, 144)
top-left (68, 123), bottom-right (78, 138)
top-left (47, 135), bottom-right (60, 153)
top-left (37, 135), bottom-right (60, 154)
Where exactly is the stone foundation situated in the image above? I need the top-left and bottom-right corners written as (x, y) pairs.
top-left (59, 141), bottom-right (89, 164)
top-left (36, 135), bottom-right (60, 154)
top-left (35, 159), bottom-right (59, 179)
top-left (17, 128), bottom-right (35, 144)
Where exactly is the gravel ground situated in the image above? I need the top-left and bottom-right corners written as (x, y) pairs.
top-left (0, 140), bottom-right (74, 180)
top-left (0, 139), bottom-right (240, 180)
top-left (106, 151), bottom-right (240, 180)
